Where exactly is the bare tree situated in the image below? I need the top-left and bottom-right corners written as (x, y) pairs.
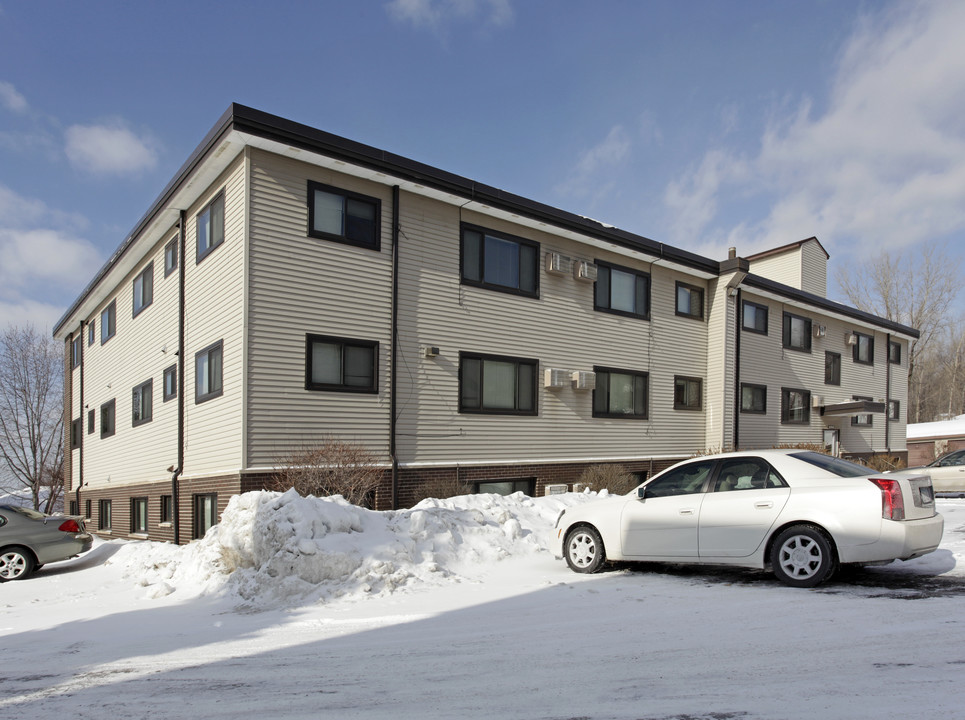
top-left (836, 243), bottom-right (962, 422)
top-left (270, 437), bottom-right (384, 507)
top-left (0, 325), bottom-right (64, 513)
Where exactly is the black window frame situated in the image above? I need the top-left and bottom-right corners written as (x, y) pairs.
top-left (98, 498), bottom-right (112, 531)
top-left (307, 180), bottom-right (382, 251)
top-left (196, 190), bottom-right (225, 264)
top-left (88, 320), bottom-right (96, 347)
top-left (781, 387), bottom-right (811, 425)
top-left (132, 261), bottom-right (154, 318)
top-left (474, 478), bottom-right (535, 496)
top-left (305, 334), bottom-right (379, 393)
top-left (592, 366), bottom-right (649, 419)
top-left (782, 311), bottom-right (812, 353)
top-left (673, 375), bottom-right (703, 411)
top-left (132, 378), bottom-right (153, 427)
top-left (193, 493), bottom-right (218, 539)
top-left (888, 399), bottom-right (900, 421)
top-left (853, 332), bottom-right (874, 365)
top-left (87, 408), bottom-right (95, 434)
top-left (460, 222), bottom-right (539, 298)
top-left (70, 418), bottom-right (82, 449)
top-left (130, 497), bottom-right (148, 534)
top-left (741, 300), bottom-right (768, 334)
top-left (825, 351), bottom-right (841, 386)
top-left (163, 364), bottom-right (177, 402)
top-left (593, 261), bottom-right (651, 320)
top-left (459, 351), bottom-right (538, 416)
top-left (164, 237), bottom-right (178, 277)
top-left (100, 300), bottom-right (116, 345)
top-left (85, 499), bottom-right (91, 518)
top-left (195, 340), bottom-right (224, 404)
top-left (70, 335), bottom-right (81, 369)
top-left (160, 494), bottom-right (173, 524)
top-left (852, 394), bottom-right (873, 427)
top-left (100, 398), bottom-right (116, 439)
top-left (675, 281), bottom-right (704, 321)
top-left (740, 383), bottom-right (767, 414)
top-left (888, 340), bottom-right (902, 365)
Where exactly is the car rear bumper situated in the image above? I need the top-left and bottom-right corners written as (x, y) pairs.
top-left (840, 514), bottom-right (944, 563)
top-left (36, 533), bottom-right (93, 564)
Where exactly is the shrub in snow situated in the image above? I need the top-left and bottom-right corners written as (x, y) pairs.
top-left (269, 437), bottom-right (383, 507)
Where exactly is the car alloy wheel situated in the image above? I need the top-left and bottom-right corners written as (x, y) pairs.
top-left (771, 525), bottom-right (834, 588)
top-left (0, 547), bottom-right (34, 581)
top-left (564, 526), bottom-right (606, 573)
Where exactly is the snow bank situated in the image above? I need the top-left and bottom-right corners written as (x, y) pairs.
top-left (118, 489), bottom-right (599, 608)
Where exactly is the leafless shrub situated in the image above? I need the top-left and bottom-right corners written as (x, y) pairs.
top-left (408, 475), bottom-right (474, 505)
top-left (269, 438), bottom-right (383, 507)
top-left (771, 443), bottom-right (829, 454)
top-left (577, 464), bottom-right (637, 495)
top-left (857, 454), bottom-right (906, 472)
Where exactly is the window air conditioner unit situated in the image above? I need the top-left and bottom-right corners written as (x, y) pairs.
top-left (573, 260), bottom-right (598, 282)
top-left (544, 484), bottom-right (568, 496)
top-left (813, 324), bottom-right (826, 338)
top-left (545, 252), bottom-right (569, 276)
top-left (845, 332), bottom-right (858, 346)
top-left (544, 368), bottom-right (569, 388)
top-left (571, 370), bottom-right (596, 391)
top-left (812, 395), bottom-right (824, 408)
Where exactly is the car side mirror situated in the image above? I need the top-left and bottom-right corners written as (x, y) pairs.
top-left (637, 486), bottom-right (647, 501)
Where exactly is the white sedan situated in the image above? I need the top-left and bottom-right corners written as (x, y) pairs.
top-left (556, 450), bottom-right (944, 587)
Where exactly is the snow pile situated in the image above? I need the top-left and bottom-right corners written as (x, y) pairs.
top-left (119, 488), bottom-right (599, 608)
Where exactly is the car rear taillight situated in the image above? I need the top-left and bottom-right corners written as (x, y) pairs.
top-left (58, 519), bottom-right (81, 533)
top-left (870, 478), bottom-right (905, 521)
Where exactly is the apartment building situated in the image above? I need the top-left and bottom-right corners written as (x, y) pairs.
top-left (54, 105), bottom-right (917, 542)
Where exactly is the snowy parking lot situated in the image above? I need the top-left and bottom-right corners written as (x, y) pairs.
top-left (2, 492), bottom-right (964, 720)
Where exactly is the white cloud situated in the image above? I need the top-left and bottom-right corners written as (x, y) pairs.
top-left (0, 227), bottom-right (101, 291)
top-left (64, 122), bottom-right (159, 176)
top-left (386, 0), bottom-right (513, 32)
top-left (555, 125), bottom-right (632, 203)
top-left (662, 0), bottom-right (965, 260)
top-left (0, 81), bottom-right (28, 113)
top-left (0, 298), bottom-right (69, 335)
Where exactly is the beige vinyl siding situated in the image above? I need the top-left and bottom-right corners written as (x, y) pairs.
top-left (748, 250), bottom-right (802, 290)
top-left (392, 197), bottom-right (710, 465)
top-left (78, 229), bottom-right (181, 491)
top-left (704, 277), bottom-right (737, 452)
top-left (183, 155), bottom-right (247, 475)
top-left (799, 239), bottom-right (828, 297)
top-left (245, 150), bottom-right (393, 468)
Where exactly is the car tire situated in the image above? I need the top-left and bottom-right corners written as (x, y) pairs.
top-left (564, 525), bottom-right (606, 573)
top-left (0, 546), bottom-right (35, 582)
top-left (770, 525), bottom-right (835, 588)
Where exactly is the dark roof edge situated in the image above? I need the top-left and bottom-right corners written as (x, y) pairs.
top-left (743, 273), bottom-right (920, 338)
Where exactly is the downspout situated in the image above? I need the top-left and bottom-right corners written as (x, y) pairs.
top-left (390, 185), bottom-right (400, 510)
top-left (733, 288), bottom-right (741, 450)
top-left (172, 212), bottom-right (187, 544)
top-left (76, 322), bottom-right (85, 512)
top-left (885, 332), bottom-right (891, 454)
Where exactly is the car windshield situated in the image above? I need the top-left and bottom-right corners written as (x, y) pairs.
top-left (789, 451), bottom-right (871, 478)
top-left (0, 504), bottom-right (47, 520)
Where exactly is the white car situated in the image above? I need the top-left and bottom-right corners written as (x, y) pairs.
top-left (897, 449), bottom-right (965, 493)
top-left (556, 450), bottom-right (944, 587)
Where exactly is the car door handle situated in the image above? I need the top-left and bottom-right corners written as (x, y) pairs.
top-left (755, 501), bottom-right (774, 509)
top-left (679, 508), bottom-right (695, 515)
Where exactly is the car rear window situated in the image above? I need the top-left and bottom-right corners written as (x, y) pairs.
top-left (0, 504), bottom-right (47, 520)
top-left (790, 451), bottom-right (871, 478)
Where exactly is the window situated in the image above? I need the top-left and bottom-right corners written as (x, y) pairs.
top-left (132, 379), bottom-right (153, 427)
top-left (71, 336), bottom-right (81, 369)
top-left (196, 191), bottom-right (225, 263)
top-left (715, 457), bottom-right (786, 492)
top-left (781, 387), bottom-right (811, 424)
top-left (888, 399), bottom-right (900, 421)
top-left (594, 262), bottom-right (650, 319)
top-left (85, 499), bottom-right (91, 518)
top-left (675, 282), bottom-right (704, 320)
top-left (852, 332), bottom-right (874, 365)
top-left (643, 460), bottom-right (715, 498)
top-left (132, 262), bottom-right (154, 317)
top-left (476, 478), bottom-right (534, 496)
top-left (308, 181), bottom-right (381, 251)
top-left (852, 395), bottom-right (873, 426)
top-left (459, 352), bottom-right (538, 415)
top-left (87, 408), bottom-right (95, 434)
top-left (101, 300), bottom-right (116, 344)
top-left (100, 399), bottom-right (116, 438)
top-left (782, 312), bottom-right (811, 352)
top-left (163, 364), bottom-right (177, 402)
top-left (194, 493), bottom-right (218, 539)
top-left (742, 301), bottom-right (768, 334)
top-left (131, 497), bottom-right (148, 534)
top-left (740, 383), bottom-right (767, 414)
top-left (98, 499), bottom-right (112, 531)
top-left (674, 376), bottom-right (702, 411)
top-left (825, 352), bottom-right (841, 385)
top-left (70, 418), bottom-right (82, 449)
top-left (305, 334), bottom-right (378, 393)
top-left (164, 238), bottom-right (178, 277)
top-left (160, 495), bottom-right (173, 524)
top-left (195, 340), bottom-right (223, 404)
top-left (889, 341), bottom-right (902, 365)
top-left (461, 223), bottom-right (538, 297)
top-left (88, 320), bottom-right (96, 346)
top-left (69, 500), bottom-right (78, 515)
top-left (593, 367), bottom-right (648, 418)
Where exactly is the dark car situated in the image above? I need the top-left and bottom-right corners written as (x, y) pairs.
top-left (0, 504), bottom-right (93, 581)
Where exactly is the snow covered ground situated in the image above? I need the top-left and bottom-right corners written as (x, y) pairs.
top-left (2, 490), bottom-right (964, 720)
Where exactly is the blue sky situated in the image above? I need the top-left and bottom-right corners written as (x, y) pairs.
top-left (1, 0), bottom-right (963, 332)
